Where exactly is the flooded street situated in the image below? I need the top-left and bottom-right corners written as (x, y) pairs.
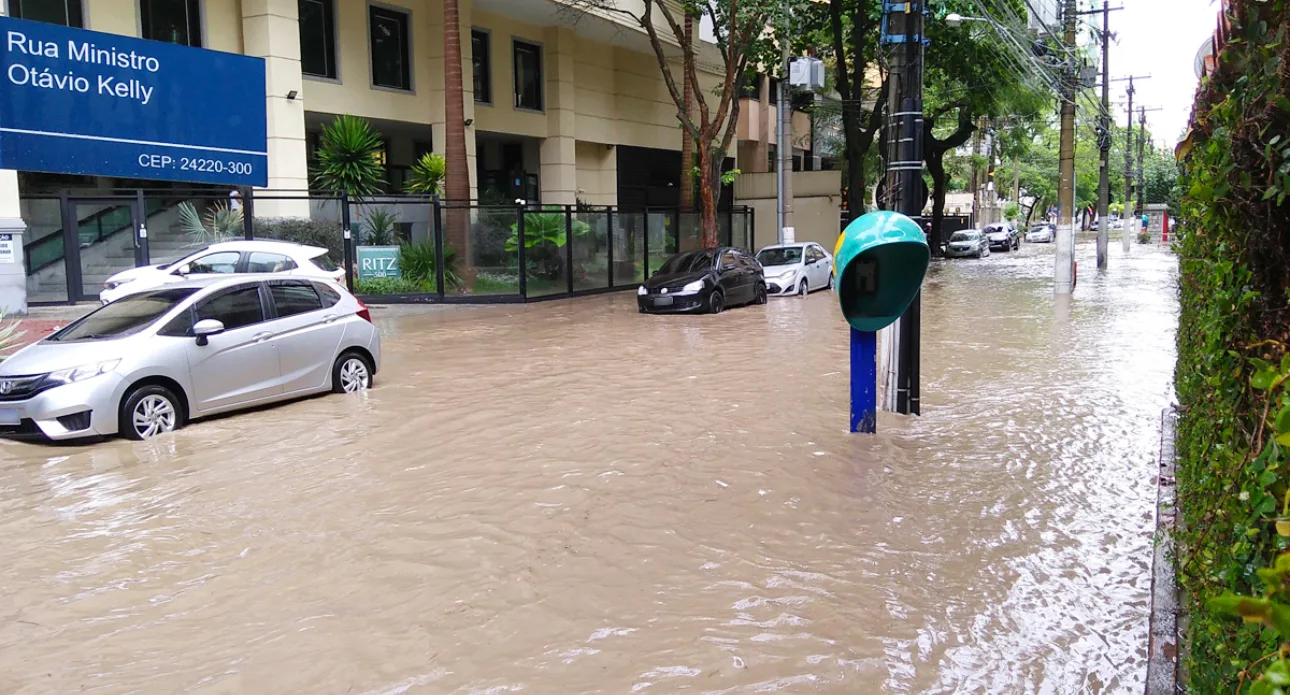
top-left (0, 239), bottom-right (1178, 694)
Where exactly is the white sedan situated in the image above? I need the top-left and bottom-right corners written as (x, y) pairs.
top-left (755, 242), bottom-right (834, 296)
top-left (1025, 224), bottom-right (1055, 243)
top-left (101, 240), bottom-right (344, 304)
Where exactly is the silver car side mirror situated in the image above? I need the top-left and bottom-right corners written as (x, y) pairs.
top-left (174, 264), bottom-right (191, 276)
top-left (193, 319), bottom-right (225, 346)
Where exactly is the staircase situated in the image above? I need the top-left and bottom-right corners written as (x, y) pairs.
top-left (25, 201), bottom-right (196, 301)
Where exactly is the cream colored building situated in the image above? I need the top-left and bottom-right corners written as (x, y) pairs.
top-left (0, 0), bottom-right (825, 309)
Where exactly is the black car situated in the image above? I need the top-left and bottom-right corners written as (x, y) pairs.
top-left (638, 247), bottom-right (767, 314)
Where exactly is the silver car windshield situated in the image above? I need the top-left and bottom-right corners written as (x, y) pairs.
top-left (48, 288), bottom-right (199, 342)
top-left (756, 247), bottom-right (802, 266)
top-left (950, 232), bottom-right (978, 242)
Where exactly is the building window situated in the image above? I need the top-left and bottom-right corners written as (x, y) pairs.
top-left (413, 140), bottom-right (433, 160)
top-left (472, 29), bottom-right (491, 104)
top-left (369, 5), bottom-right (411, 91)
top-left (140, 0), bottom-right (202, 47)
top-left (299, 0), bottom-right (336, 79)
top-left (513, 40), bottom-right (542, 111)
top-left (9, 0), bottom-right (83, 26)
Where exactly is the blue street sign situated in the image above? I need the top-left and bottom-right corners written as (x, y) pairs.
top-left (0, 17), bottom-right (267, 186)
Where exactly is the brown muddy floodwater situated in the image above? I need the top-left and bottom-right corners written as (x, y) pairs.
top-left (0, 239), bottom-right (1178, 694)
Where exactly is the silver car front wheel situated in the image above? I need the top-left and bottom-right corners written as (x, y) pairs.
top-left (121, 385), bottom-right (182, 440)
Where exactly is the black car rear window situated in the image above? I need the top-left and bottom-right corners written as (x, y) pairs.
top-left (657, 251), bottom-right (714, 275)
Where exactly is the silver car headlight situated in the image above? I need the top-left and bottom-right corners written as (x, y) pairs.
top-left (682, 280), bottom-right (705, 292)
top-left (103, 280), bottom-right (122, 290)
top-left (45, 360), bottom-right (120, 386)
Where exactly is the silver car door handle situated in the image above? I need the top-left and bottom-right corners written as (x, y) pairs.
top-left (253, 332), bottom-right (272, 343)
top-left (323, 313), bottom-right (339, 324)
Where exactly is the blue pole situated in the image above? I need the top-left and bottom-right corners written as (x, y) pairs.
top-left (850, 328), bottom-right (878, 433)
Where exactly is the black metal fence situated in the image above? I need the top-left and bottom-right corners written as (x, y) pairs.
top-left (17, 188), bottom-right (754, 305)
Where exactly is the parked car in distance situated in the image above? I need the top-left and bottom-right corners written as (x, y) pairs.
top-left (944, 230), bottom-right (991, 259)
top-left (638, 247), bottom-right (767, 314)
top-left (0, 276), bottom-right (380, 441)
top-left (984, 222), bottom-right (1020, 251)
top-left (755, 242), bottom-right (834, 296)
top-left (101, 240), bottom-right (344, 304)
top-left (1025, 224), bottom-right (1055, 243)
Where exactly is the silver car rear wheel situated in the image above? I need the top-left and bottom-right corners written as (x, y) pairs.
top-left (333, 353), bottom-right (372, 393)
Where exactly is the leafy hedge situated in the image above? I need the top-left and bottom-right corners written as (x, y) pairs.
top-left (1175, 1), bottom-right (1290, 691)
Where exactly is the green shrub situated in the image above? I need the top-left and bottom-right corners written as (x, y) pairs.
top-left (353, 277), bottom-right (423, 295)
top-left (253, 217), bottom-right (343, 262)
top-left (1174, 1), bottom-right (1290, 690)
top-left (397, 241), bottom-right (461, 290)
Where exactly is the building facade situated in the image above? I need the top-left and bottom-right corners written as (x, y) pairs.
top-left (0, 0), bottom-right (825, 309)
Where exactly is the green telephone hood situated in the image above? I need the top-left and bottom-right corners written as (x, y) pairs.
top-left (833, 211), bottom-right (930, 331)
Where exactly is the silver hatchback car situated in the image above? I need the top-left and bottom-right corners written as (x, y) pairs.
top-left (0, 276), bottom-right (381, 441)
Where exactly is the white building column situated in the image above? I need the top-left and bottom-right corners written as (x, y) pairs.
top-left (540, 27), bottom-right (577, 205)
top-left (0, 172), bottom-right (27, 315)
top-left (243, 0), bottom-right (310, 217)
top-left (0, 6), bottom-right (26, 314)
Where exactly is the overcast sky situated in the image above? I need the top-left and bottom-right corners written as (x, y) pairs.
top-left (1103, 0), bottom-right (1219, 147)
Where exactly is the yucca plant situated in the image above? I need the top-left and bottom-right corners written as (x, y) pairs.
top-left (310, 115), bottom-right (386, 199)
top-left (0, 311), bottom-right (26, 357)
top-left (404, 152), bottom-right (447, 196)
top-left (178, 201), bottom-right (242, 245)
top-left (362, 209), bottom-right (399, 245)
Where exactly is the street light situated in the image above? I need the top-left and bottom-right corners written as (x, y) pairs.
top-left (945, 13), bottom-right (988, 28)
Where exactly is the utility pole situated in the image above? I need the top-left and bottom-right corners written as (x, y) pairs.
top-left (986, 126), bottom-right (997, 224)
top-left (1055, 0), bottom-right (1078, 294)
top-left (883, 0), bottom-right (925, 416)
top-left (777, 37), bottom-right (793, 243)
top-left (1137, 106), bottom-right (1148, 215)
top-left (1095, 1), bottom-right (1111, 269)
top-left (1123, 77), bottom-right (1134, 252)
top-left (970, 117), bottom-right (983, 226)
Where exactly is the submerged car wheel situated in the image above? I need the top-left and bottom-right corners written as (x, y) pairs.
top-left (121, 385), bottom-right (182, 440)
top-left (799, 279), bottom-right (809, 296)
top-left (333, 352), bottom-right (374, 393)
top-left (827, 272), bottom-right (834, 289)
top-left (707, 290), bottom-right (725, 315)
top-left (755, 283), bottom-right (768, 305)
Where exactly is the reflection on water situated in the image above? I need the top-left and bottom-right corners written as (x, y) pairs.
top-left (0, 240), bottom-right (1177, 694)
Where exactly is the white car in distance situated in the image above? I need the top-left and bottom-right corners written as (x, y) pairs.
top-left (755, 242), bottom-right (834, 296)
top-left (101, 240), bottom-right (344, 304)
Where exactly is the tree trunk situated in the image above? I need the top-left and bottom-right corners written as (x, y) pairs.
top-left (926, 149), bottom-right (948, 256)
top-left (443, 0), bottom-right (472, 283)
top-left (679, 15), bottom-right (695, 212)
top-left (922, 110), bottom-right (975, 257)
top-left (697, 143), bottom-right (718, 247)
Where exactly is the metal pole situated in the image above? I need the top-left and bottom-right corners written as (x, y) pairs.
top-left (341, 190), bottom-right (354, 290)
top-left (1123, 78), bottom-right (1135, 252)
top-left (777, 41), bottom-right (792, 243)
top-left (1095, 0), bottom-right (1111, 269)
top-left (850, 328), bottom-right (877, 433)
top-left (432, 194), bottom-right (445, 297)
top-left (516, 204), bottom-right (528, 298)
top-left (884, 0), bottom-right (924, 416)
top-left (1055, 0), bottom-right (1078, 294)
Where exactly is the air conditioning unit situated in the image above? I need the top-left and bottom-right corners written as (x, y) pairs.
top-left (789, 57), bottom-right (825, 91)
